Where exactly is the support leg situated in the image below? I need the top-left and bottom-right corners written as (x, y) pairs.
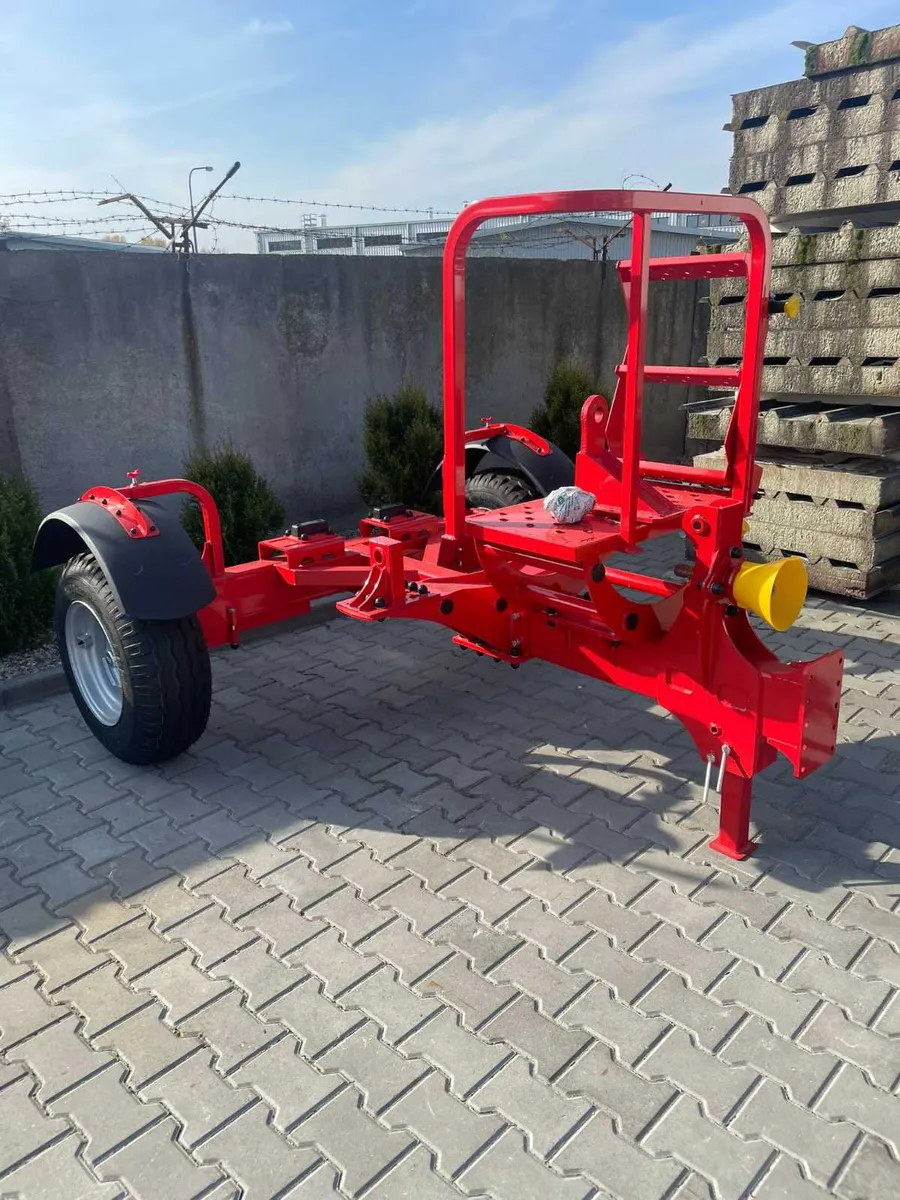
top-left (708, 772), bottom-right (758, 860)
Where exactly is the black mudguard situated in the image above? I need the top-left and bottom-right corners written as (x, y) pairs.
top-left (423, 434), bottom-right (575, 501)
top-left (32, 498), bottom-right (216, 622)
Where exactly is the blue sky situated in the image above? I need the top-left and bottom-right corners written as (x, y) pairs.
top-left (1, 1), bottom-right (897, 248)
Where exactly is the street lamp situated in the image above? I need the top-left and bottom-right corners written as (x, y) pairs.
top-left (189, 166), bottom-right (214, 252)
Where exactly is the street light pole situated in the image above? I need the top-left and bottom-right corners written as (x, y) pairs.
top-left (189, 166), bottom-right (213, 252)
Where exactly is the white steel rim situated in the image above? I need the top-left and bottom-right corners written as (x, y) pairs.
top-left (65, 601), bottom-right (123, 726)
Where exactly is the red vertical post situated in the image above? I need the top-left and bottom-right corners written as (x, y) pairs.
top-left (731, 221), bottom-right (772, 513)
top-left (709, 773), bottom-right (758, 860)
top-left (441, 221), bottom-right (477, 544)
top-left (620, 210), bottom-right (651, 545)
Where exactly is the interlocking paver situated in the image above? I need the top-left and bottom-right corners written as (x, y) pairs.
top-left (4, 580), bottom-right (900, 1199)
top-left (428, 908), bottom-right (520, 974)
top-left (317, 1021), bottom-right (429, 1112)
top-left (719, 1014), bottom-right (841, 1106)
top-left (8, 1013), bottom-right (114, 1102)
top-left (468, 1053), bottom-right (590, 1156)
top-left (231, 1035), bottom-right (343, 1131)
top-left (457, 1127), bottom-right (590, 1199)
top-left (644, 1095), bottom-right (773, 1198)
top-left (0, 1136), bottom-right (125, 1199)
top-left (486, 941), bottom-right (589, 1016)
top-left (784, 949), bottom-right (891, 1025)
top-left (363, 1144), bottom-right (465, 1199)
top-left (399, 1008), bottom-right (510, 1097)
top-left (815, 1063), bottom-right (900, 1155)
top-left (123, 877), bottom-right (210, 934)
top-left (556, 1039), bottom-right (674, 1138)
top-left (638, 1025), bottom-right (758, 1122)
top-left (753, 1155), bottom-right (833, 1199)
top-left (289, 1085), bottom-right (415, 1196)
top-left (12, 923), bottom-right (108, 992)
top-left (0, 1072), bottom-right (73, 1171)
top-left (561, 979), bottom-right (668, 1064)
top-left (131, 950), bottom-right (231, 1024)
top-left (91, 1004), bottom-right (199, 1089)
top-left (381, 1069), bottom-right (503, 1176)
top-left (799, 1002), bottom-right (900, 1090)
top-left (711, 960), bottom-right (821, 1039)
top-left (0, 976), bottom-right (63, 1050)
top-left (176, 990), bottom-right (283, 1074)
top-left (836, 1135), bottom-right (900, 1200)
top-left (89, 915), bottom-right (181, 983)
top-left (481, 994), bottom-right (590, 1079)
top-left (53, 961), bottom-right (151, 1039)
top-left (732, 1079), bottom-right (859, 1187)
top-left (96, 1118), bottom-right (226, 1199)
top-left (553, 1110), bottom-right (684, 1197)
top-left (287, 926), bottom-right (378, 997)
top-left (50, 1063), bottom-right (166, 1162)
top-left (415, 953), bottom-right (515, 1029)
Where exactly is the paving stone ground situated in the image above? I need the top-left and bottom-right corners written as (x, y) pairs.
top-left (2, 556), bottom-right (900, 1199)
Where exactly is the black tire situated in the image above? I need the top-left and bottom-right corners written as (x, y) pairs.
top-left (56, 552), bottom-right (211, 765)
top-left (465, 470), bottom-right (539, 510)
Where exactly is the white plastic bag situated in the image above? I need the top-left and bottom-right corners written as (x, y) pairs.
top-left (543, 486), bottom-right (596, 524)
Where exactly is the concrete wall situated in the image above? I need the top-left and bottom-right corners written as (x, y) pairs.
top-left (0, 251), bottom-right (707, 519)
top-left (706, 224), bottom-right (900, 397)
top-left (728, 59), bottom-right (900, 227)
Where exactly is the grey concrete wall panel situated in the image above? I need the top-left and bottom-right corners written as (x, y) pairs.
top-left (0, 252), bottom-right (707, 516)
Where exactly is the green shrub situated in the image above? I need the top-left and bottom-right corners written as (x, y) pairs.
top-left (358, 383), bottom-right (443, 509)
top-left (181, 443), bottom-right (285, 567)
top-left (529, 361), bottom-right (600, 461)
top-left (0, 472), bottom-right (56, 655)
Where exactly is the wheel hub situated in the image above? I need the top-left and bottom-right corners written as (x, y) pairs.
top-left (65, 601), bottom-right (123, 726)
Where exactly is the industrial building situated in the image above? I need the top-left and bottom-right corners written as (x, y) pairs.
top-left (256, 209), bottom-right (739, 261)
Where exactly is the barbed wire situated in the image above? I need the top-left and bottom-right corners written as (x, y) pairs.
top-left (0, 187), bottom-right (458, 217)
top-left (220, 193), bottom-right (458, 215)
top-left (3, 225), bottom-right (161, 237)
top-left (0, 190), bottom-right (117, 205)
top-left (2, 212), bottom-right (162, 225)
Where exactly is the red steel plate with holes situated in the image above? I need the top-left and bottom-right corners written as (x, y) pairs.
top-left (618, 253), bottom-right (749, 283)
top-left (467, 501), bottom-right (622, 564)
top-left (615, 365), bottom-right (741, 388)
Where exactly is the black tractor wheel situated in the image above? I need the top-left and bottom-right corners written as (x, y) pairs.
top-left (55, 552), bottom-right (211, 765)
top-left (465, 471), bottom-right (539, 511)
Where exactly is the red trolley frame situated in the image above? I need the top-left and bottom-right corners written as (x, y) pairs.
top-left (82, 189), bottom-right (844, 860)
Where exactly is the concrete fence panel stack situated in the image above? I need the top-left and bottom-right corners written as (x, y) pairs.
top-left (688, 22), bottom-right (900, 599)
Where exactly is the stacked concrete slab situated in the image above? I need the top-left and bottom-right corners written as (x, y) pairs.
top-left (688, 23), bottom-right (900, 598)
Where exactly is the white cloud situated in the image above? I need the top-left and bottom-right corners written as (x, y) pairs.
top-left (311, 0), bottom-right (883, 213)
top-left (242, 18), bottom-right (294, 36)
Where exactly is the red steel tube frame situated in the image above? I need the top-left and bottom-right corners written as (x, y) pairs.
top-left (71, 190), bottom-right (842, 867)
top-left (441, 189), bottom-right (771, 543)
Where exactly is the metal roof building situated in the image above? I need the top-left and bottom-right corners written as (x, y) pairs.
top-left (256, 210), bottom-right (740, 261)
top-left (0, 231), bottom-right (165, 253)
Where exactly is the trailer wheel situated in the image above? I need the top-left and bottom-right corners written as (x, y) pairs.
top-left (56, 552), bottom-right (211, 765)
top-left (465, 471), bottom-right (538, 510)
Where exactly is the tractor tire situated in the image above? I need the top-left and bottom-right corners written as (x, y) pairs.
top-left (55, 552), bottom-right (211, 765)
top-left (465, 471), bottom-right (538, 510)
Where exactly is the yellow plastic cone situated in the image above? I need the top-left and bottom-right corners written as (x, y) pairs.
top-left (733, 556), bottom-right (808, 632)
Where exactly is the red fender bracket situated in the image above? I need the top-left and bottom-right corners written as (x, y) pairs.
top-left (80, 487), bottom-right (159, 539)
